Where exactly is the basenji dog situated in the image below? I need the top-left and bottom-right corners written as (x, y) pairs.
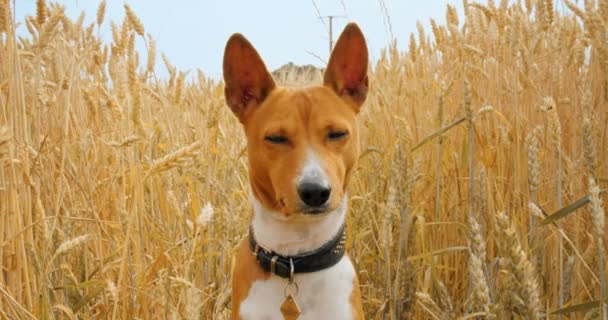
top-left (223, 23), bottom-right (368, 320)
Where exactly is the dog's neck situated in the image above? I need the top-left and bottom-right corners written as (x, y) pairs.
top-left (250, 195), bottom-right (347, 257)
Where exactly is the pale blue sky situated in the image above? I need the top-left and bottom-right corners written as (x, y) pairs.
top-left (15, 1), bottom-right (464, 79)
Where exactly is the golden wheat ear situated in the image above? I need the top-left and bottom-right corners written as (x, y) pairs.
top-left (222, 33), bottom-right (276, 122)
top-left (323, 23), bottom-right (369, 112)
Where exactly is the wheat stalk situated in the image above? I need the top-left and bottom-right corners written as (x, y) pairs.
top-left (383, 185), bottom-right (395, 318)
top-left (526, 128), bottom-right (540, 242)
top-left (146, 141), bottom-right (203, 177)
top-left (398, 216), bottom-right (418, 319)
top-left (562, 255), bottom-right (575, 303)
top-left (589, 178), bottom-right (608, 320)
top-left (145, 34), bottom-right (156, 76)
top-left (495, 211), bottom-right (541, 319)
top-left (0, 0), bottom-right (8, 34)
top-left (124, 4), bottom-right (144, 36)
top-left (582, 91), bottom-right (596, 177)
top-left (545, 96), bottom-right (566, 317)
top-left (0, 125), bottom-right (10, 162)
top-left (467, 212), bottom-right (493, 318)
top-left (49, 235), bottom-right (90, 266)
top-left (464, 79), bottom-right (475, 215)
top-left (35, 0), bottom-right (46, 27)
top-left (184, 286), bottom-right (203, 320)
top-left (434, 83), bottom-right (446, 221)
top-left (96, 0), bottom-right (106, 27)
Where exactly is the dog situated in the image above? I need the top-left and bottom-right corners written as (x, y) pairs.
top-left (223, 23), bottom-right (368, 320)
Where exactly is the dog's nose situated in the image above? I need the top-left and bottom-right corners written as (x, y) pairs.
top-left (298, 182), bottom-right (331, 208)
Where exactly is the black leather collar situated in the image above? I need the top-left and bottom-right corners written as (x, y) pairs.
top-left (249, 224), bottom-right (347, 279)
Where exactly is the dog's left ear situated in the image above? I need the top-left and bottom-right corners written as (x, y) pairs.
top-left (223, 33), bottom-right (276, 122)
top-left (323, 23), bottom-right (369, 112)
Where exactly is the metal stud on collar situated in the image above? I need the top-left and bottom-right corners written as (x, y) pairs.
top-left (333, 230), bottom-right (347, 255)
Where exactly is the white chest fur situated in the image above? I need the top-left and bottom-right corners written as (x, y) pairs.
top-left (239, 255), bottom-right (356, 320)
top-left (240, 195), bottom-right (355, 319)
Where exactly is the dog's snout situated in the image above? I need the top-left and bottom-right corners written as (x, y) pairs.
top-left (298, 182), bottom-right (331, 208)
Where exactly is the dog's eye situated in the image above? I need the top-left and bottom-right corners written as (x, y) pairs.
top-left (327, 130), bottom-right (348, 141)
top-left (264, 135), bottom-right (289, 145)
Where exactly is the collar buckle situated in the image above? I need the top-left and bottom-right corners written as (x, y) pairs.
top-left (252, 242), bottom-right (271, 257)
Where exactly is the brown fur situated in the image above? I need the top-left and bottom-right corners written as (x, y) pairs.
top-left (230, 239), bottom-right (268, 320)
top-left (224, 23), bottom-right (368, 319)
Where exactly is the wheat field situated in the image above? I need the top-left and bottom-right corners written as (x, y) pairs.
top-left (1, 0), bottom-right (607, 319)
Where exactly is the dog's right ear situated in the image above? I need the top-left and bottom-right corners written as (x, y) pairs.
top-left (223, 34), bottom-right (276, 122)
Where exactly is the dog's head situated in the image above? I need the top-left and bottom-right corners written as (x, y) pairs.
top-left (223, 23), bottom-right (368, 218)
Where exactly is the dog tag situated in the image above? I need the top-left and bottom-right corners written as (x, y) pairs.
top-left (280, 294), bottom-right (301, 320)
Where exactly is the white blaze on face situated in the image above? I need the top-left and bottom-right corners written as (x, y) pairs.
top-left (298, 150), bottom-right (330, 188)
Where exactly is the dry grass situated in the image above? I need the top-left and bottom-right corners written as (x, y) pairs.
top-left (1, 0), bottom-right (608, 319)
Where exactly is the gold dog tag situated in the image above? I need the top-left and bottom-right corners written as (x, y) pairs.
top-left (280, 294), bottom-right (301, 320)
